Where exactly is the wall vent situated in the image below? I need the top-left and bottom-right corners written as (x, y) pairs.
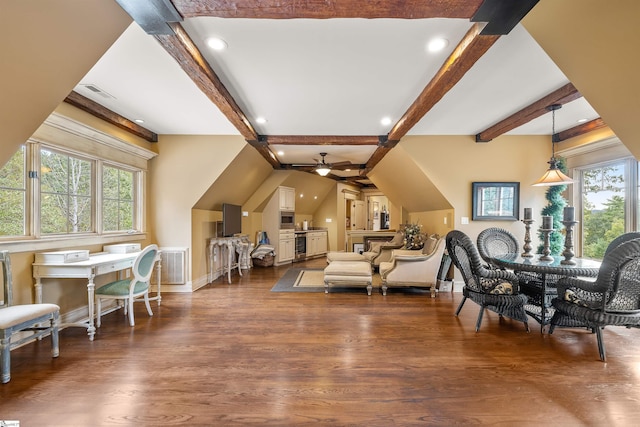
top-left (152, 248), bottom-right (187, 285)
top-left (81, 84), bottom-right (115, 99)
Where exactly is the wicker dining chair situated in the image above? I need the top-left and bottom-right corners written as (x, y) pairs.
top-left (549, 237), bottom-right (640, 361)
top-left (446, 230), bottom-right (529, 332)
top-left (476, 227), bottom-right (520, 269)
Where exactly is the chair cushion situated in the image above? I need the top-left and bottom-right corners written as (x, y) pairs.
top-left (423, 236), bottom-right (439, 255)
top-left (326, 252), bottom-right (366, 263)
top-left (0, 304), bottom-right (59, 329)
top-left (563, 289), bottom-right (601, 309)
top-left (96, 279), bottom-right (149, 297)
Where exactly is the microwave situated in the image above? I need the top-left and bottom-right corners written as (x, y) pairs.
top-left (280, 211), bottom-right (295, 229)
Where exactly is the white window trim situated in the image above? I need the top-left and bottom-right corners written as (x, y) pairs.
top-left (1, 113), bottom-right (156, 253)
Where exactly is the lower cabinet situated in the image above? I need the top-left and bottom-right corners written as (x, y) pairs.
top-left (278, 230), bottom-right (295, 264)
top-left (307, 231), bottom-right (328, 257)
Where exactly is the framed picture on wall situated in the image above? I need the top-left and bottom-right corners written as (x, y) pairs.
top-left (353, 243), bottom-right (365, 254)
top-left (472, 182), bottom-right (520, 221)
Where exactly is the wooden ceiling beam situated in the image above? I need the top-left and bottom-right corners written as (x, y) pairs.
top-left (172, 0), bottom-right (484, 19)
top-left (363, 139), bottom-right (400, 174)
top-left (387, 23), bottom-right (500, 142)
top-left (246, 138), bottom-right (280, 168)
top-left (154, 23), bottom-right (259, 142)
top-left (265, 135), bottom-right (379, 146)
top-left (475, 83), bottom-right (581, 142)
top-left (554, 117), bottom-right (607, 142)
top-left (64, 91), bottom-right (158, 142)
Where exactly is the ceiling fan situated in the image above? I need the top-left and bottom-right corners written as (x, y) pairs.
top-left (288, 152), bottom-right (354, 177)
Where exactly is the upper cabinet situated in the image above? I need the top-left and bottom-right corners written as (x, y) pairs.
top-left (279, 186), bottom-right (295, 211)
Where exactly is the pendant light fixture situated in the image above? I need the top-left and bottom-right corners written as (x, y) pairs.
top-left (315, 153), bottom-right (331, 176)
top-left (532, 104), bottom-right (574, 186)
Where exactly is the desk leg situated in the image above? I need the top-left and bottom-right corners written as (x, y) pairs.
top-left (34, 277), bottom-right (43, 304)
top-left (154, 261), bottom-right (162, 306)
top-left (87, 274), bottom-right (96, 341)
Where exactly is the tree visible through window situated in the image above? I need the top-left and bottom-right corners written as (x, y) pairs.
top-left (40, 149), bottom-right (92, 234)
top-left (0, 147), bottom-right (26, 236)
top-left (581, 162), bottom-right (626, 259)
top-left (103, 166), bottom-right (134, 232)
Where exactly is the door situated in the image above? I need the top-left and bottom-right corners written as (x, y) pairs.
top-left (351, 200), bottom-right (365, 230)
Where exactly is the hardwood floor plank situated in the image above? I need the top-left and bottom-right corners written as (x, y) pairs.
top-left (1, 258), bottom-right (640, 425)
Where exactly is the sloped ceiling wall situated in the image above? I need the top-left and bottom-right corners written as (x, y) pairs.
top-left (368, 143), bottom-right (452, 212)
top-left (523, 1), bottom-right (640, 158)
top-left (0, 1), bottom-right (131, 165)
top-left (193, 144), bottom-right (273, 210)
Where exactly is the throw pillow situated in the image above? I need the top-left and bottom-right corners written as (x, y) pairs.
top-left (489, 282), bottom-right (514, 295)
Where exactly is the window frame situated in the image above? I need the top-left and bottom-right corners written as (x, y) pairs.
top-left (0, 113), bottom-right (155, 252)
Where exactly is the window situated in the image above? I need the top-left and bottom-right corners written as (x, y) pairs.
top-left (40, 148), bottom-right (93, 234)
top-left (0, 147), bottom-right (26, 236)
top-left (574, 158), bottom-right (637, 259)
top-left (102, 165), bottom-right (134, 232)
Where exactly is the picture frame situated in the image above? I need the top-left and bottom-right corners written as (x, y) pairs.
top-left (472, 182), bottom-right (520, 221)
top-left (353, 243), bottom-right (365, 255)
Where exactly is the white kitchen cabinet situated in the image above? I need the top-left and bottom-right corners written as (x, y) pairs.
top-left (307, 231), bottom-right (328, 257)
top-left (278, 186), bottom-right (295, 211)
top-left (278, 230), bottom-right (295, 263)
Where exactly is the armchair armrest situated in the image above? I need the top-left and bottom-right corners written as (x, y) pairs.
top-left (555, 276), bottom-right (606, 308)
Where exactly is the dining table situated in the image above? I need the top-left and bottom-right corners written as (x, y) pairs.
top-left (488, 253), bottom-right (602, 331)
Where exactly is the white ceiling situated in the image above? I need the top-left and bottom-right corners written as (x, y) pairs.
top-left (74, 17), bottom-right (600, 167)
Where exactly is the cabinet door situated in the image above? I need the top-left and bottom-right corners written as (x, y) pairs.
top-left (278, 237), bottom-right (295, 262)
top-left (279, 187), bottom-right (295, 211)
top-left (307, 234), bottom-right (317, 256)
top-left (317, 233), bottom-right (327, 254)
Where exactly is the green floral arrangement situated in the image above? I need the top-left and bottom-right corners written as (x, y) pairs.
top-left (402, 222), bottom-right (424, 250)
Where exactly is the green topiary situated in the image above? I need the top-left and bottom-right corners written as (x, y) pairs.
top-left (537, 157), bottom-right (568, 255)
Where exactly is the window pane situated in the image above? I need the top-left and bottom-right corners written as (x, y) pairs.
top-left (102, 166), bottom-right (134, 232)
top-left (0, 147), bottom-right (26, 236)
top-left (581, 162), bottom-right (626, 259)
top-left (40, 149), bottom-right (93, 234)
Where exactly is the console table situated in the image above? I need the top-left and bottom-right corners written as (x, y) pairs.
top-left (489, 253), bottom-right (601, 330)
top-left (33, 251), bottom-right (161, 341)
top-left (208, 236), bottom-right (253, 284)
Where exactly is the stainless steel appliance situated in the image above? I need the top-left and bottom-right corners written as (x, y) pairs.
top-left (294, 232), bottom-right (306, 261)
top-left (280, 211), bottom-right (295, 229)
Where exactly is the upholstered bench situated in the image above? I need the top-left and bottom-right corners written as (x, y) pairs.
top-left (323, 261), bottom-right (373, 295)
top-left (326, 251), bottom-right (366, 263)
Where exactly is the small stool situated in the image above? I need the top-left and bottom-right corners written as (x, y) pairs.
top-left (323, 261), bottom-right (373, 295)
top-left (326, 252), bottom-right (367, 263)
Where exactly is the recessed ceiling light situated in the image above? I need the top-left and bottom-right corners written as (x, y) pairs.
top-left (206, 37), bottom-right (228, 51)
top-left (255, 117), bottom-right (267, 124)
top-left (345, 169), bottom-right (351, 172)
top-left (134, 119), bottom-right (144, 124)
top-left (277, 151), bottom-right (284, 156)
top-left (314, 196), bottom-right (318, 200)
top-left (577, 118), bottom-right (588, 123)
top-left (427, 37), bottom-right (449, 53)
top-left (299, 194), bottom-right (304, 198)
top-left (381, 117), bottom-right (392, 126)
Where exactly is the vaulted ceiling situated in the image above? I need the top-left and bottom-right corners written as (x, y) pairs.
top-left (69, 0), bottom-right (603, 186)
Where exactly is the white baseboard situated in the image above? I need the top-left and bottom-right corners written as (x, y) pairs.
top-left (453, 280), bottom-right (464, 293)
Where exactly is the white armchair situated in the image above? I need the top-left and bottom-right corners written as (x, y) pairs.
top-left (379, 236), bottom-right (446, 298)
top-left (362, 232), bottom-right (405, 270)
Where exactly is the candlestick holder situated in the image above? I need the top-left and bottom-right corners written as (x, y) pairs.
top-left (561, 220), bottom-right (579, 265)
top-left (539, 228), bottom-right (554, 261)
top-left (521, 219), bottom-right (535, 257)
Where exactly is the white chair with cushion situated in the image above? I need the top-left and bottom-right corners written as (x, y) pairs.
top-left (96, 244), bottom-right (159, 328)
top-left (0, 250), bottom-right (60, 383)
top-left (379, 235), bottom-right (445, 298)
top-left (363, 232), bottom-right (405, 270)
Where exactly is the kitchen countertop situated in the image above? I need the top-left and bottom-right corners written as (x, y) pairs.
top-left (295, 228), bottom-right (328, 233)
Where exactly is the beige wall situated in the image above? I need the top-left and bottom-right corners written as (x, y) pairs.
top-left (149, 134), bottom-right (246, 287)
top-left (397, 134), bottom-right (552, 245)
top-left (191, 209), bottom-right (223, 289)
top-left (524, 0), bottom-right (640, 159)
top-left (0, 1), bottom-right (131, 165)
top-left (409, 209), bottom-right (454, 238)
top-left (314, 183), bottom-right (340, 252)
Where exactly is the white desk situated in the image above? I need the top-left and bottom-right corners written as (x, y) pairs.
top-left (208, 236), bottom-right (252, 284)
top-left (33, 251), bottom-right (161, 341)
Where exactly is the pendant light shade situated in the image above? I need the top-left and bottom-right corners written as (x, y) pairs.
top-left (533, 104), bottom-right (574, 187)
top-left (315, 166), bottom-right (331, 176)
top-left (315, 152), bottom-right (331, 176)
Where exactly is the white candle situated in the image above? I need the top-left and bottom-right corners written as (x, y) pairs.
top-left (542, 215), bottom-right (553, 229)
top-left (563, 206), bottom-right (575, 222)
top-left (524, 208), bottom-right (532, 220)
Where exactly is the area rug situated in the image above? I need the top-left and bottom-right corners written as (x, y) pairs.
top-left (270, 268), bottom-right (381, 293)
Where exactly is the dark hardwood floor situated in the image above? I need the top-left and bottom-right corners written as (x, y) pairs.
top-left (2, 257), bottom-right (640, 426)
